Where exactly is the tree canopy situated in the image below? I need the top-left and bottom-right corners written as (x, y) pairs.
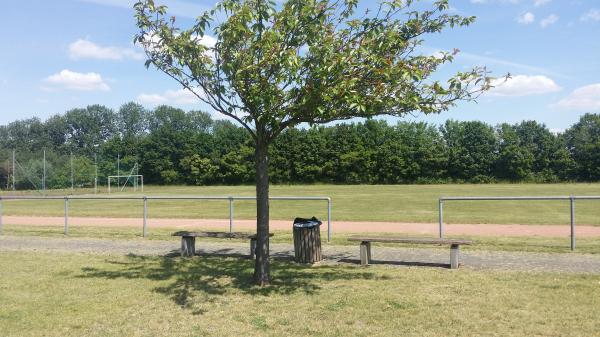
top-left (134, 0), bottom-right (493, 142)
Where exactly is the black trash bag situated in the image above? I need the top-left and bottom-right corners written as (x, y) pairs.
top-left (293, 216), bottom-right (322, 228)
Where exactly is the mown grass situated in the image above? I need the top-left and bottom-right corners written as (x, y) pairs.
top-left (2, 183), bottom-right (600, 225)
top-left (1, 250), bottom-right (599, 336)
top-left (4, 224), bottom-right (600, 255)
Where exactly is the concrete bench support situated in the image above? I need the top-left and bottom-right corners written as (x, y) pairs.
top-left (359, 241), bottom-right (372, 265)
top-left (181, 236), bottom-right (196, 257)
top-left (450, 244), bottom-right (460, 269)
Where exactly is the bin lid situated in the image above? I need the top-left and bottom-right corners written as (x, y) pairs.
top-left (293, 217), bottom-right (322, 228)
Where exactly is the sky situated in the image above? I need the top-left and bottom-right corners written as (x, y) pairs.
top-left (0, 0), bottom-right (599, 132)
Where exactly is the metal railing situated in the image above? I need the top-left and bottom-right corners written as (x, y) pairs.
top-left (438, 195), bottom-right (600, 250)
top-left (0, 195), bottom-right (333, 241)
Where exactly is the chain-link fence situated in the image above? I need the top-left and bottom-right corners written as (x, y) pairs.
top-left (0, 150), bottom-right (140, 193)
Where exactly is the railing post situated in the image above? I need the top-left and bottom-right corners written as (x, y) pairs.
top-left (0, 197), bottom-right (3, 236)
top-left (327, 198), bottom-right (332, 242)
top-left (570, 195), bottom-right (575, 251)
top-left (143, 196), bottom-right (148, 238)
top-left (439, 198), bottom-right (444, 239)
top-left (229, 197), bottom-right (234, 233)
top-left (64, 196), bottom-right (69, 235)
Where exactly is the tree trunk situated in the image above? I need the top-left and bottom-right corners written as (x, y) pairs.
top-left (253, 135), bottom-right (270, 285)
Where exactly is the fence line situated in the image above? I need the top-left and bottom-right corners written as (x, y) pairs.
top-left (438, 195), bottom-right (600, 250)
top-left (0, 195), bottom-right (332, 242)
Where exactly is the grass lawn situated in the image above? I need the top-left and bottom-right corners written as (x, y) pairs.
top-left (4, 224), bottom-right (600, 255)
top-left (1, 183), bottom-right (600, 225)
top-left (1, 250), bottom-right (599, 337)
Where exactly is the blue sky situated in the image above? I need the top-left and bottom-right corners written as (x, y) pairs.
top-left (1, 0), bottom-right (599, 132)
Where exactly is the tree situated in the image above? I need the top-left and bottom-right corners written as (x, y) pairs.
top-left (564, 113), bottom-right (600, 181)
top-left (134, 0), bottom-right (493, 285)
top-left (117, 102), bottom-right (148, 140)
top-left (180, 154), bottom-right (219, 185)
top-left (63, 105), bottom-right (116, 155)
top-left (443, 120), bottom-right (498, 182)
top-left (380, 122), bottom-right (447, 183)
top-left (496, 123), bottom-right (534, 181)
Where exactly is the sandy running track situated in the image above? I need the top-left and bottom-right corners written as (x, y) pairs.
top-left (3, 215), bottom-right (600, 237)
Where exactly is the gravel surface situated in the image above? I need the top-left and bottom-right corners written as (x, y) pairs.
top-left (2, 235), bottom-right (600, 274)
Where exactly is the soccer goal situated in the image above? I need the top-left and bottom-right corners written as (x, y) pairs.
top-left (108, 174), bottom-right (144, 193)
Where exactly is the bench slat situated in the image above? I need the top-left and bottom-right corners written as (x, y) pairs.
top-left (347, 236), bottom-right (472, 245)
top-left (173, 231), bottom-right (273, 239)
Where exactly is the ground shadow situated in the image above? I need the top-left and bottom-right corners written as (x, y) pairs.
top-left (338, 258), bottom-right (450, 269)
top-left (79, 252), bottom-right (384, 314)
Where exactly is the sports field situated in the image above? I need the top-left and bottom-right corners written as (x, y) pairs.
top-left (2, 183), bottom-right (600, 225)
top-left (2, 184), bottom-right (600, 336)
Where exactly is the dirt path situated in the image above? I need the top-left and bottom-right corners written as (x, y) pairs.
top-left (4, 215), bottom-right (600, 237)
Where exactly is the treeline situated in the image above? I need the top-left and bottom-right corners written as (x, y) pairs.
top-left (1, 102), bottom-right (599, 189)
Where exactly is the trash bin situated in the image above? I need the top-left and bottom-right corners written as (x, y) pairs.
top-left (293, 217), bottom-right (322, 263)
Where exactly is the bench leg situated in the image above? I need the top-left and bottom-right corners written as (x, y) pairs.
top-left (250, 238), bottom-right (256, 259)
top-left (181, 236), bottom-right (196, 257)
top-left (360, 241), bottom-right (370, 265)
top-left (450, 244), bottom-right (459, 269)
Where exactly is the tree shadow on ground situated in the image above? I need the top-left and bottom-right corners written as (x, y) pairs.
top-left (338, 258), bottom-right (450, 269)
top-left (79, 251), bottom-right (385, 314)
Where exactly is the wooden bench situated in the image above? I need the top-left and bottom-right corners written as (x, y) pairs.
top-left (347, 237), bottom-right (473, 269)
top-left (172, 231), bottom-right (273, 258)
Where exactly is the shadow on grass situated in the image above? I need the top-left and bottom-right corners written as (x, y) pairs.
top-left (338, 258), bottom-right (450, 269)
top-left (80, 252), bottom-right (384, 314)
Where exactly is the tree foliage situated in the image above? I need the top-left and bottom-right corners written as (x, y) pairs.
top-left (2, 104), bottom-right (597, 190)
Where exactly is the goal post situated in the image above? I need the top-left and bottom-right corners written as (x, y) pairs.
top-left (108, 175), bottom-right (144, 193)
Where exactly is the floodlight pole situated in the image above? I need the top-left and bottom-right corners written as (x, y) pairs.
top-left (12, 149), bottom-right (15, 191)
top-left (117, 153), bottom-right (120, 186)
top-left (94, 153), bottom-right (98, 194)
top-left (43, 149), bottom-right (46, 193)
top-left (70, 152), bottom-right (74, 191)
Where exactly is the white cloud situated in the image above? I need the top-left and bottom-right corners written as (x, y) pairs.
top-left (44, 70), bottom-right (110, 91)
top-left (136, 94), bottom-right (168, 105)
top-left (137, 87), bottom-right (203, 106)
top-left (534, 0), bottom-right (550, 7)
top-left (194, 35), bottom-right (217, 48)
top-left (518, 12), bottom-right (535, 24)
top-left (487, 75), bottom-right (561, 97)
top-left (581, 9), bottom-right (600, 22)
top-left (69, 39), bottom-right (143, 61)
top-left (456, 50), bottom-right (568, 79)
top-left (554, 84), bottom-right (600, 110)
top-left (540, 14), bottom-right (559, 28)
top-left (140, 32), bottom-right (216, 56)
